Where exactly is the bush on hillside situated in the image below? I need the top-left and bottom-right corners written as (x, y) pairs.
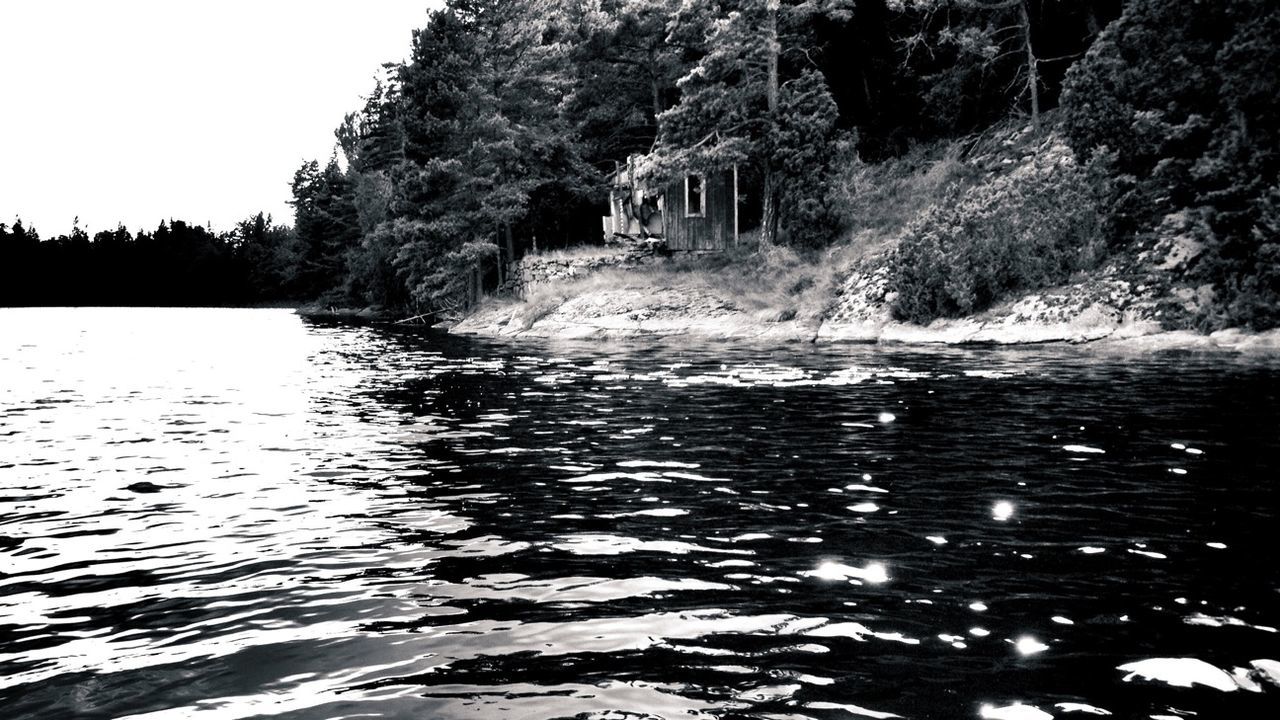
top-left (888, 156), bottom-right (1103, 324)
top-left (827, 139), bottom-right (978, 243)
top-left (1060, 0), bottom-right (1280, 329)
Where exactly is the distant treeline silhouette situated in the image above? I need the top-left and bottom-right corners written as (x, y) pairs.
top-left (0, 214), bottom-right (308, 307)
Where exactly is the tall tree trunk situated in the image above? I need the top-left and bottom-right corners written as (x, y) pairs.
top-left (648, 47), bottom-right (663, 152)
top-left (761, 175), bottom-right (780, 250)
top-left (762, 0), bottom-right (780, 247)
top-left (504, 224), bottom-right (515, 286)
top-left (1019, 1), bottom-right (1040, 129)
top-left (650, 48), bottom-right (662, 120)
top-left (496, 227), bottom-right (505, 288)
top-left (651, 76), bottom-right (662, 124)
top-left (765, 0), bottom-right (779, 115)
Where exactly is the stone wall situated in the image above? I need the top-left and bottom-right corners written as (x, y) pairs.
top-left (501, 246), bottom-right (657, 298)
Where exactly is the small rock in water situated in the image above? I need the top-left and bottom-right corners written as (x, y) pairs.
top-left (125, 481), bottom-right (166, 494)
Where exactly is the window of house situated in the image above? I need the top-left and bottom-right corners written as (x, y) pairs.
top-left (685, 174), bottom-right (704, 217)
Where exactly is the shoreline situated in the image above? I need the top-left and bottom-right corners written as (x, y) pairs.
top-left (448, 288), bottom-right (1280, 353)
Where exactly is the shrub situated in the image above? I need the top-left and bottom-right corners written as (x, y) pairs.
top-left (1198, 182), bottom-right (1280, 330)
top-left (888, 154), bottom-right (1103, 324)
top-left (826, 138), bottom-right (979, 244)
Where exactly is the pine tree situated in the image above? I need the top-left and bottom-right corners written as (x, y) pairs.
top-left (290, 157), bottom-right (362, 300)
top-left (562, 0), bottom-right (685, 162)
top-left (376, 0), bottom-right (592, 313)
top-left (648, 0), bottom-right (849, 247)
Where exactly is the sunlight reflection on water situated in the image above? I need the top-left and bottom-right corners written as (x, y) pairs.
top-left (2, 308), bottom-right (1280, 719)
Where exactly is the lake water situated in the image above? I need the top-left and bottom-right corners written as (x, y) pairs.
top-left (2, 307), bottom-right (1278, 720)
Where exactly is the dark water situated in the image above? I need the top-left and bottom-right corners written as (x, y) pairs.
top-left (2, 308), bottom-right (1278, 720)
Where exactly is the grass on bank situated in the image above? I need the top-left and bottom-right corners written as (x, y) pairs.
top-left (515, 238), bottom-right (850, 328)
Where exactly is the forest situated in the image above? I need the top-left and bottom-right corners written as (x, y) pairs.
top-left (3, 0), bottom-right (1277, 329)
top-left (0, 215), bottom-right (299, 307)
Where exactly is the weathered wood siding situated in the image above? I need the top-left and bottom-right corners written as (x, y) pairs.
top-left (664, 168), bottom-right (736, 251)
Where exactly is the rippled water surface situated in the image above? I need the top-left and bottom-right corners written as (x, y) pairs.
top-left (2, 307), bottom-right (1279, 720)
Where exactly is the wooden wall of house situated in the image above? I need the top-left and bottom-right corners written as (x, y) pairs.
top-left (664, 168), bottom-right (736, 251)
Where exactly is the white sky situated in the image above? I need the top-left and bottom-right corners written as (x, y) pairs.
top-left (0, 1), bottom-right (441, 237)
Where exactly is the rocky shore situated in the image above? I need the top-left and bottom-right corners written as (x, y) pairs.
top-left (450, 252), bottom-right (1280, 351)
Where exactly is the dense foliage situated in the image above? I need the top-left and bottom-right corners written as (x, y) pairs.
top-left (1060, 0), bottom-right (1280, 329)
top-left (283, 0), bottom-right (1121, 317)
top-left (889, 151), bottom-right (1102, 323)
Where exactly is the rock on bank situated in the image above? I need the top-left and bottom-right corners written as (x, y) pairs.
top-left (450, 269), bottom-right (1280, 350)
top-left (452, 285), bottom-right (818, 342)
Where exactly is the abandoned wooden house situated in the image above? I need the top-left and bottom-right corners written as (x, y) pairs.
top-left (603, 157), bottom-right (739, 252)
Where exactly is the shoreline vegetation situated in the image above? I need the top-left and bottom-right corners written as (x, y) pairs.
top-left (6, 2), bottom-right (1278, 351)
top-left (449, 114), bottom-right (1279, 351)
